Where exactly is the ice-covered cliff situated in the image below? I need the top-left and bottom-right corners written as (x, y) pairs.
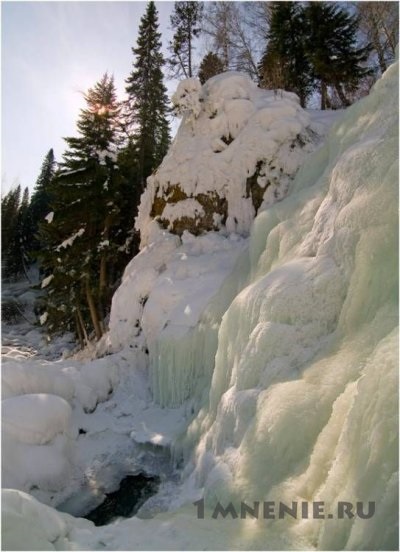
top-left (2, 61), bottom-right (398, 551)
top-left (136, 73), bottom-right (323, 243)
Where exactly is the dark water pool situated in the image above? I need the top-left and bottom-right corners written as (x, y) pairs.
top-left (84, 473), bottom-right (160, 526)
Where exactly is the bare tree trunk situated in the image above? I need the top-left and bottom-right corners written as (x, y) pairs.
top-left (76, 305), bottom-right (89, 345)
top-left (321, 81), bottom-right (327, 110)
top-left (188, 26), bottom-right (192, 77)
top-left (21, 251), bottom-right (32, 283)
top-left (98, 214), bottom-right (112, 327)
top-left (176, 50), bottom-right (189, 78)
top-left (85, 279), bottom-right (102, 340)
top-left (99, 256), bottom-right (107, 297)
top-left (334, 83), bottom-right (350, 107)
top-left (75, 312), bottom-right (84, 349)
top-left (370, 22), bottom-right (387, 73)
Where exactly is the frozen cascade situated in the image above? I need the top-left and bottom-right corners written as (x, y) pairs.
top-left (176, 60), bottom-right (398, 550)
top-left (2, 60), bottom-right (398, 551)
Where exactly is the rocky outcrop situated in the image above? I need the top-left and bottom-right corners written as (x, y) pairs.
top-left (136, 73), bottom-right (320, 245)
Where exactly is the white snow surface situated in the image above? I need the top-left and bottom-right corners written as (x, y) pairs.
top-left (137, 72), bottom-right (326, 244)
top-left (41, 274), bottom-right (54, 289)
top-left (39, 311), bottom-right (48, 325)
top-left (56, 227), bottom-right (85, 251)
top-left (108, 229), bottom-right (247, 349)
top-left (3, 394), bottom-right (72, 445)
top-left (45, 211), bottom-right (54, 224)
top-left (2, 61), bottom-right (398, 551)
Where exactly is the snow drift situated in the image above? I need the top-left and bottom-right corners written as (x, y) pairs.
top-left (2, 61), bottom-right (398, 551)
top-left (2, 357), bottom-right (119, 492)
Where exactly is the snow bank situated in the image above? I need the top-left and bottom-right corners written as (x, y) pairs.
top-left (2, 361), bottom-right (75, 401)
top-left (3, 394), bottom-right (72, 445)
top-left (137, 72), bottom-right (321, 243)
top-left (2, 395), bottom-right (75, 492)
top-left (1, 357), bottom-right (119, 492)
top-left (1, 357), bottom-right (118, 411)
top-left (2, 489), bottom-right (91, 551)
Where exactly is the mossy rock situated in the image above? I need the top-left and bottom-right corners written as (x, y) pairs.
top-left (148, 131), bottom-right (311, 236)
top-left (151, 185), bottom-right (228, 236)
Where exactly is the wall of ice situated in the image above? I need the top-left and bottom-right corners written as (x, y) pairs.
top-left (2, 61), bottom-right (398, 550)
top-left (175, 60), bottom-right (398, 550)
top-left (109, 59), bottom-right (398, 550)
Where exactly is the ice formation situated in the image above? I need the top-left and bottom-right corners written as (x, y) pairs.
top-left (2, 60), bottom-right (398, 551)
top-left (137, 72), bottom-right (322, 242)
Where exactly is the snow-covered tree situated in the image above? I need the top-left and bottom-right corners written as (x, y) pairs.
top-left (28, 148), bottom-right (56, 254)
top-left (38, 74), bottom-right (129, 342)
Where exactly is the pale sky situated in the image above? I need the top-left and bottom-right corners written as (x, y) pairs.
top-left (1, 1), bottom-right (180, 195)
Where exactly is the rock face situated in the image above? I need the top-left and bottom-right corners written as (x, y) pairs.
top-left (136, 73), bottom-right (320, 246)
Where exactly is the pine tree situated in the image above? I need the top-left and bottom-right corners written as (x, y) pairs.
top-left (167, 1), bottom-right (203, 79)
top-left (258, 2), bottom-right (313, 107)
top-left (305, 2), bottom-right (372, 109)
top-left (1, 185), bottom-right (21, 280)
top-left (1, 185), bottom-right (33, 280)
top-left (125, 1), bottom-right (171, 189)
top-left (16, 187), bottom-right (32, 279)
top-left (28, 148), bottom-right (56, 254)
top-left (198, 52), bottom-right (224, 84)
top-left (38, 73), bottom-right (130, 342)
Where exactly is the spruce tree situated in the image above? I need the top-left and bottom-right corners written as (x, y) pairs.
top-left (305, 2), bottom-right (372, 109)
top-left (258, 2), bottom-right (313, 107)
top-left (198, 52), bottom-right (224, 84)
top-left (38, 73), bottom-right (129, 342)
top-left (28, 148), bottom-right (56, 254)
top-left (1, 185), bottom-right (33, 280)
top-left (125, 1), bottom-right (171, 189)
top-left (167, 2), bottom-right (203, 79)
top-left (1, 185), bottom-right (21, 280)
top-left (16, 187), bottom-right (32, 279)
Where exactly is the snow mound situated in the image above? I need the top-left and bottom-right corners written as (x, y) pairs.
top-left (1, 357), bottom-right (118, 412)
top-left (2, 394), bottom-right (75, 492)
top-left (2, 489), bottom-right (90, 551)
top-left (2, 394), bottom-right (72, 445)
top-left (1, 356), bottom-right (119, 492)
top-left (137, 72), bottom-right (320, 244)
top-left (2, 360), bottom-right (75, 401)
top-left (108, 230), bottom-right (248, 406)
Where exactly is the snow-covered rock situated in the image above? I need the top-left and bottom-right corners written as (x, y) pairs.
top-left (137, 72), bottom-right (320, 244)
